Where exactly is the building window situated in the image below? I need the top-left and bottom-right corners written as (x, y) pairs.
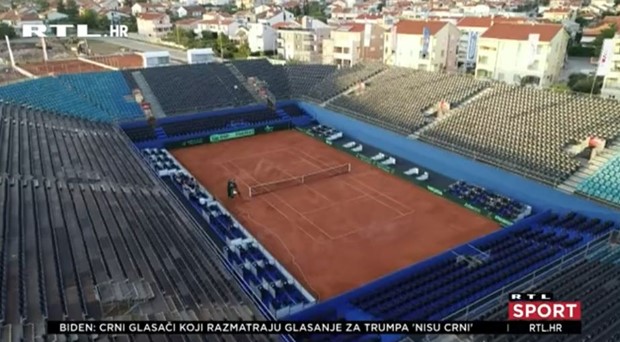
top-left (478, 56), bottom-right (488, 64)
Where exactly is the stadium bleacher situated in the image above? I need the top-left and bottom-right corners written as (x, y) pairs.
top-left (284, 64), bottom-right (337, 99)
top-left (471, 240), bottom-right (620, 342)
top-left (229, 60), bottom-right (292, 99)
top-left (0, 77), bottom-right (111, 121)
top-left (0, 103), bottom-right (154, 186)
top-left (576, 154), bottom-right (620, 206)
top-left (160, 108), bottom-right (282, 137)
top-left (58, 71), bottom-right (143, 121)
top-left (0, 102), bottom-right (273, 341)
top-left (306, 62), bottom-right (387, 102)
top-left (139, 64), bottom-right (257, 115)
top-left (418, 85), bottom-right (620, 185)
top-left (329, 68), bottom-right (490, 134)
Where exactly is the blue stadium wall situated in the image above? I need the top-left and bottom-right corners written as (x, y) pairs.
top-left (298, 102), bottom-right (618, 221)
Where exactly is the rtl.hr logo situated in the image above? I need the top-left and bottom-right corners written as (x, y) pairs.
top-left (508, 293), bottom-right (581, 320)
top-left (22, 24), bottom-right (128, 38)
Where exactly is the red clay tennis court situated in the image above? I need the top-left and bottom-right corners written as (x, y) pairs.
top-left (170, 130), bottom-right (498, 300)
top-left (19, 59), bottom-right (106, 76)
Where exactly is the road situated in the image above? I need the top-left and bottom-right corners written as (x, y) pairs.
top-left (89, 36), bottom-right (187, 64)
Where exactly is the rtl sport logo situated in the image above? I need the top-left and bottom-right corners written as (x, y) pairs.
top-left (22, 24), bottom-right (128, 38)
top-left (508, 293), bottom-right (581, 320)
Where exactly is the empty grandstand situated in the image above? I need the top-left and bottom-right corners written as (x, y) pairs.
top-left (0, 103), bottom-right (274, 341)
top-left (138, 64), bottom-right (257, 115)
top-left (1, 58), bottom-right (620, 342)
top-left (329, 67), bottom-right (490, 134)
top-left (419, 85), bottom-right (620, 186)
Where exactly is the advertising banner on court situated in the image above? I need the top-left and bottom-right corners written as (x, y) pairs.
top-left (166, 122), bottom-right (290, 149)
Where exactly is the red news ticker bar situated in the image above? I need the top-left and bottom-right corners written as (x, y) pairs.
top-left (508, 301), bottom-right (581, 321)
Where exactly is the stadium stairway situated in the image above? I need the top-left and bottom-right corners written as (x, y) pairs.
top-left (131, 71), bottom-right (166, 118)
top-left (410, 87), bottom-right (497, 139)
top-left (226, 63), bottom-right (265, 104)
top-left (559, 139), bottom-right (620, 193)
top-left (320, 67), bottom-right (388, 107)
top-left (154, 127), bottom-right (167, 140)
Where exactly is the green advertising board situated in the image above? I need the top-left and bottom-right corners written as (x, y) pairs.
top-left (210, 128), bottom-right (256, 143)
top-left (166, 122), bottom-right (290, 149)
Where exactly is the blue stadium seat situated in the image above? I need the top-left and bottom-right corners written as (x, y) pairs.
top-left (577, 154), bottom-right (620, 205)
top-left (0, 77), bottom-right (110, 121)
top-left (58, 71), bottom-right (143, 121)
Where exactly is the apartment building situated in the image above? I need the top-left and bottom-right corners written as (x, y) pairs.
top-left (456, 16), bottom-right (528, 69)
top-left (322, 22), bottom-right (384, 66)
top-left (276, 18), bottom-right (330, 63)
top-left (385, 19), bottom-right (460, 72)
top-left (247, 22), bottom-right (278, 53)
top-left (601, 37), bottom-right (620, 99)
top-left (475, 23), bottom-right (569, 87)
top-left (137, 13), bottom-right (172, 37)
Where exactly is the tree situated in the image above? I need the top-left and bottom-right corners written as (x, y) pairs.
top-left (575, 16), bottom-right (588, 27)
top-left (57, 1), bottom-right (66, 14)
top-left (65, 0), bottom-right (79, 20)
top-left (593, 24), bottom-right (616, 56)
top-left (77, 10), bottom-right (99, 27)
top-left (235, 42), bottom-right (250, 59)
top-left (567, 73), bottom-right (603, 94)
top-left (0, 23), bottom-right (16, 38)
top-left (121, 15), bottom-right (138, 32)
top-left (36, 0), bottom-right (49, 11)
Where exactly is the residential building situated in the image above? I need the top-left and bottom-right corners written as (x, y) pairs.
top-left (102, 9), bottom-right (131, 23)
top-left (247, 22), bottom-right (278, 53)
top-left (131, 3), bottom-right (166, 16)
top-left (542, 7), bottom-right (574, 22)
top-left (456, 16), bottom-right (529, 68)
top-left (175, 18), bottom-right (201, 32)
top-left (0, 10), bottom-right (44, 35)
top-left (601, 36), bottom-right (620, 99)
top-left (197, 15), bottom-right (241, 37)
top-left (276, 24), bottom-right (331, 62)
top-left (352, 13), bottom-right (384, 24)
top-left (330, 7), bottom-right (359, 21)
top-left (322, 22), bottom-right (384, 66)
top-left (385, 19), bottom-right (460, 72)
top-left (45, 10), bottom-right (69, 21)
top-left (475, 23), bottom-right (569, 87)
top-left (137, 12), bottom-right (172, 37)
top-left (257, 9), bottom-right (295, 26)
top-left (176, 5), bottom-right (205, 18)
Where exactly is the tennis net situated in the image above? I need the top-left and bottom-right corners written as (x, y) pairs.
top-left (248, 163), bottom-right (352, 198)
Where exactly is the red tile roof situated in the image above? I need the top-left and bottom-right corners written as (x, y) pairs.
top-left (356, 13), bottom-right (382, 19)
top-left (139, 12), bottom-right (166, 20)
top-left (545, 7), bottom-right (571, 13)
top-left (480, 23), bottom-right (564, 41)
top-left (175, 18), bottom-right (200, 25)
top-left (456, 16), bottom-right (529, 28)
top-left (395, 20), bottom-right (448, 35)
top-left (272, 21), bottom-right (299, 29)
top-left (337, 23), bottom-right (365, 32)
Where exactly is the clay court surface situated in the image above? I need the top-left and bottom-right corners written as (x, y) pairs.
top-left (171, 130), bottom-right (498, 300)
top-left (20, 59), bottom-right (105, 76)
top-left (88, 54), bottom-right (144, 69)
